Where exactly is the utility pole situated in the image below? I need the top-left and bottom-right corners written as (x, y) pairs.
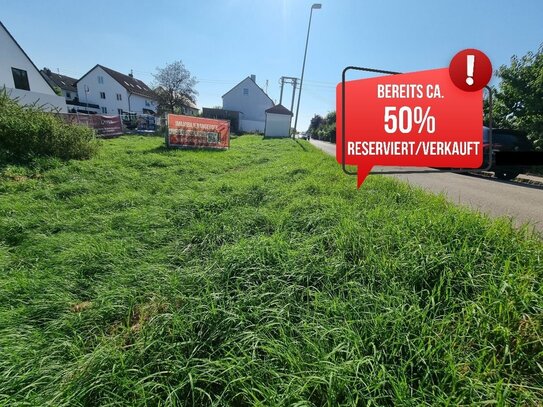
top-left (279, 76), bottom-right (299, 109)
top-left (279, 77), bottom-right (285, 105)
top-left (290, 78), bottom-right (298, 117)
top-left (278, 76), bottom-right (299, 137)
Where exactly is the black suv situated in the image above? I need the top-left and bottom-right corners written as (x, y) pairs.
top-left (482, 127), bottom-right (534, 180)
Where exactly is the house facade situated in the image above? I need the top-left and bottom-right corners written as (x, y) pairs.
top-left (222, 75), bottom-right (273, 133)
top-left (76, 65), bottom-right (158, 115)
top-left (0, 21), bottom-right (67, 112)
top-left (180, 102), bottom-right (199, 116)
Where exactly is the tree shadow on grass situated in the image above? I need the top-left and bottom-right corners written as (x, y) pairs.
top-left (294, 139), bottom-right (309, 152)
top-left (261, 136), bottom-right (310, 152)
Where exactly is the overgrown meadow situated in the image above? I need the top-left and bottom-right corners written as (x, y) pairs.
top-left (0, 135), bottom-right (541, 406)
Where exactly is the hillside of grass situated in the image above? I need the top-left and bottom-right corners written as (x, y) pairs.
top-left (0, 135), bottom-right (541, 406)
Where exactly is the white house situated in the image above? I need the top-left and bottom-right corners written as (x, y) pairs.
top-left (180, 101), bottom-right (199, 116)
top-left (0, 21), bottom-right (67, 112)
top-left (76, 65), bottom-right (158, 115)
top-left (41, 68), bottom-right (78, 102)
top-left (264, 104), bottom-right (293, 138)
top-left (222, 75), bottom-right (274, 133)
top-left (39, 68), bottom-right (100, 114)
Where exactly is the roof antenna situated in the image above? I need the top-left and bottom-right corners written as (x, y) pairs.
top-left (129, 69), bottom-right (134, 78)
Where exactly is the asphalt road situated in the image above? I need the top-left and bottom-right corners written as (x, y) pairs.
top-left (309, 138), bottom-right (543, 234)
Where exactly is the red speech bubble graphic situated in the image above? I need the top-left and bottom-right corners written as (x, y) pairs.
top-left (337, 53), bottom-right (491, 187)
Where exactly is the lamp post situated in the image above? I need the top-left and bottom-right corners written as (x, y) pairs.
top-left (292, 3), bottom-right (321, 138)
top-left (84, 85), bottom-right (90, 114)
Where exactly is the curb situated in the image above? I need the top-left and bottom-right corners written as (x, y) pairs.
top-left (480, 171), bottom-right (543, 186)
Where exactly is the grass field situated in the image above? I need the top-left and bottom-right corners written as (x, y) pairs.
top-left (0, 135), bottom-right (542, 406)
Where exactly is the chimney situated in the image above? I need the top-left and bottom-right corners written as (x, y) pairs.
top-left (250, 74), bottom-right (256, 82)
top-left (44, 68), bottom-right (51, 76)
top-left (129, 69), bottom-right (134, 78)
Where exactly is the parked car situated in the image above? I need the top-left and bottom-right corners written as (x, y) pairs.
top-left (482, 127), bottom-right (534, 180)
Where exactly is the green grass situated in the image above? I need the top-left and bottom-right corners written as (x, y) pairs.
top-left (0, 135), bottom-right (541, 406)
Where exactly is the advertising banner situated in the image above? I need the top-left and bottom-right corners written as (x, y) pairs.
top-left (166, 114), bottom-right (230, 150)
top-left (60, 114), bottom-right (123, 137)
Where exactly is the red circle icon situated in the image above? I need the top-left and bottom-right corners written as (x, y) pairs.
top-left (449, 49), bottom-right (492, 92)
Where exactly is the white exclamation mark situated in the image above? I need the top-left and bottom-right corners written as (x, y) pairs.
top-left (466, 54), bottom-right (475, 85)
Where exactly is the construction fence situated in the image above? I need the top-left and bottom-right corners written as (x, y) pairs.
top-left (58, 113), bottom-right (157, 137)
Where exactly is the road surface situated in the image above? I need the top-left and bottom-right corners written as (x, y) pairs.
top-left (310, 138), bottom-right (543, 234)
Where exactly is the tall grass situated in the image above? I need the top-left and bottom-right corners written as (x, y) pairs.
top-left (0, 89), bottom-right (99, 163)
top-left (0, 135), bottom-right (541, 406)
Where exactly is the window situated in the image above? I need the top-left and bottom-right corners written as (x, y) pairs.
top-left (243, 88), bottom-right (249, 95)
top-left (100, 92), bottom-right (106, 99)
top-left (11, 68), bottom-right (30, 91)
top-left (98, 76), bottom-right (104, 84)
top-left (145, 100), bottom-right (150, 106)
top-left (117, 108), bottom-right (123, 114)
top-left (116, 93), bottom-right (122, 101)
top-left (101, 107), bottom-right (107, 114)
top-left (66, 92), bottom-right (71, 98)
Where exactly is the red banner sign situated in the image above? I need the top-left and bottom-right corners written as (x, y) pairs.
top-left (336, 49), bottom-right (492, 187)
top-left (91, 115), bottom-right (123, 137)
top-left (60, 114), bottom-right (123, 137)
top-left (167, 114), bottom-right (230, 150)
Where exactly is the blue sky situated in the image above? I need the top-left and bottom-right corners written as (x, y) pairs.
top-left (2, 0), bottom-right (542, 130)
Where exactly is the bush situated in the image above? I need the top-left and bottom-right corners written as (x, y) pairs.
top-left (309, 111), bottom-right (336, 142)
top-left (0, 89), bottom-right (99, 163)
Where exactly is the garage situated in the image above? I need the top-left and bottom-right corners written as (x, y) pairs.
top-left (264, 104), bottom-right (293, 138)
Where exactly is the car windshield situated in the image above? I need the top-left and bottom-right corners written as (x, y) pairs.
top-left (482, 129), bottom-right (530, 148)
top-left (494, 133), bottom-right (522, 146)
top-left (483, 128), bottom-right (490, 143)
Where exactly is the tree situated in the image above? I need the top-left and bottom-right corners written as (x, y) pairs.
top-left (307, 114), bottom-right (324, 138)
top-left (307, 112), bottom-right (336, 142)
top-left (153, 61), bottom-right (198, 115)
top-left (485, 44), bottom-right (543, 149)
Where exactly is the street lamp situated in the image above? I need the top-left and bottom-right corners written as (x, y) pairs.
top-left (293, 3), bottom-right (321, 138)
top-left (84, 85), bottom-right (90, 114)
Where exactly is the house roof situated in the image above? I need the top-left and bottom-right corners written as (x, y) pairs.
top-left (182, 101), bottom-right (198, 109)
top-left (0, 21), bottom-right (57, 94)
top-left (222, 76), bottom-right (274, 105)
top-left (41, 69), bottom-right (78, 92)
top-left (77, 64), bottom-right (158, 100)
top-left (266, 104), bottom-right (292, 116)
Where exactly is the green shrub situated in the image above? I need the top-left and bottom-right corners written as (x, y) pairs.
top-left (309, 111), bottom-right (336, 142)
top-left (0, 89), bottom-right (99, 163)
